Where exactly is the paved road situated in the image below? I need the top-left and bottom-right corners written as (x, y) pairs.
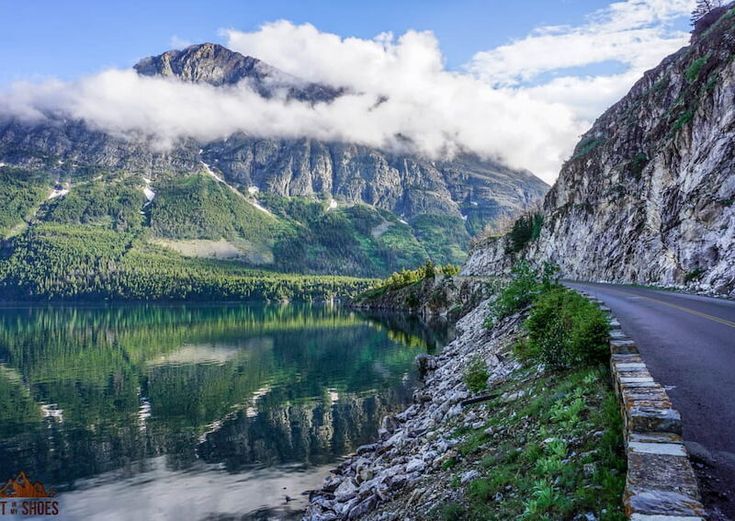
top-left (564, 282), bottom-right (735, 520)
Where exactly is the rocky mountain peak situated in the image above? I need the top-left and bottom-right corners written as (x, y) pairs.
top-left (134, 43), bottom-right (266, 86)
top-left (134, 42), bottom-right (341, 102)
top-left (0, 44), bottom-right (549, 261)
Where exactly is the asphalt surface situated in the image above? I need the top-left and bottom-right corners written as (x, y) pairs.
top-left (564, 281), bottom-right (735, 520)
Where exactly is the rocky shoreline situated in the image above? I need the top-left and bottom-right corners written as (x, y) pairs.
top-left (303, 299), bottom-right (524, 520)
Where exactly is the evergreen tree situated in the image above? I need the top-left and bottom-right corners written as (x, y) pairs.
top-left (691, 0), bottom-right (724, 25)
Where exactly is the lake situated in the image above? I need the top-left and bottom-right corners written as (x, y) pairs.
top-left (0, 304), bottom-right (448, 520)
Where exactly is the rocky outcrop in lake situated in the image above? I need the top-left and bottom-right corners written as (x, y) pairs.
top-left (352, 275), bottom-right (492, 323)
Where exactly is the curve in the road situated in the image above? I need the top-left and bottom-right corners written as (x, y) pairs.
top-left (564, 281), bottom-right (735, 521)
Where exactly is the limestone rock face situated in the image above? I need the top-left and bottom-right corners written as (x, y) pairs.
top-left (464, 10), bottom-right (735, 297)
top-left (0, 43), bottom-right (548, 229)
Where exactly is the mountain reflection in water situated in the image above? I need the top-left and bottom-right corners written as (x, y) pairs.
top-left (0, 303), bottom-right (448, 520)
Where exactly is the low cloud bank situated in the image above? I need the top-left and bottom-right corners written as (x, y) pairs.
top-left (0, 0), bottom-right (692, 182)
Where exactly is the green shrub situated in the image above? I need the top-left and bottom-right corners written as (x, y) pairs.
top-left (572, 137), bottom-right (605, 159)
top-left (439, 502), bottom-right (466, 521)
top-left (673, 110), bottom-right (694, 131)
top-left (485, 261), bottom-right (559, 328)
top-left (524, 288), bottom-right (610, 368)
top-left (686, 55), bottom-right (708, 83)
top-left (507, 213), bottom-right (544, 253)
top-left (492, 261), bottom-right (540, 319)
top-left (684, 267), bottom-right (705, 283)
top-left (464, 357), bottom-right (489, 393)
top-left (441, 264), bottom-right (461, 276)
top-left (628, 153), bottom-right (649, 179)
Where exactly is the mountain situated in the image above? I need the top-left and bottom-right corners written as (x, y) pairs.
top-left (463, 7), bottom-right (735, 298)
top-left (134, 42), bottom-right (343, 101)
top-left (0, 43), bottom-right (547, 290)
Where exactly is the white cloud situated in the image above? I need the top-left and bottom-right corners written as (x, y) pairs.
top-left (468, 0), bottom-right (693, 123)
top-left (469, 0), bottom-right (693, 87)
top-left (0, 0), bottom-right (694, 183)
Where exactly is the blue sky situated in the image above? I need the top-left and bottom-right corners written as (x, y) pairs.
top-left (0, 0), bottom-right (693, 181)
top-left (0, 0), bottom-right (622, 84)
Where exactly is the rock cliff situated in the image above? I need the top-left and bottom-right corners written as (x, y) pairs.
top-left (464, 9), bottom-right (735, 297)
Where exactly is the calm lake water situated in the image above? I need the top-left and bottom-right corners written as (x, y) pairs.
top-left (0, 304), bottom-right (448, 520)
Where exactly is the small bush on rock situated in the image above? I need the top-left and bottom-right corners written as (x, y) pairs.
top-left (685, 55), bottom-right (709, 82)
top-left (439, 502), bottom-right (466, 521)
top-left (524, 288), bottom-right (610, 368)
top-left (441, 264), bottom-right (461, 276)
top-left (464, 358), bottom-right (489, 393)
top-left (485, 261), bottom-right (559, 328)
top-left (684, 267), bottom-right (705, 283)
top-left (506, 213), bottom-right (544, 253)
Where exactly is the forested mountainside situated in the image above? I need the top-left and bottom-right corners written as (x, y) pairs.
top-left (463, 7), bottom-right (735, 298)
top-left (0, 43), bottom-right (548, 294)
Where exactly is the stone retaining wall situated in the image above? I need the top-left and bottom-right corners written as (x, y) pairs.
top-left (577, 291), bottom-right (706, 521)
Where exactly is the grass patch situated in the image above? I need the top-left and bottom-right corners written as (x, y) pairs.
top-left (572, 137), bottom-right (605, 159)
top-left (454, 366), bottom-right (626, 520)
top-left (440, 502), bottom-right (466, 521)
top-left (673, 110), bottom-right (694, 131)
top-left (686, 55), bottom-right (709, 83)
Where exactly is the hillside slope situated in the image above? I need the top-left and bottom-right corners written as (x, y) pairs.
top-left (464, 8), bottom-right (735, 298)
top-left (0, 43), bottom-right (548, 277)
top-left (0, 43), bottom-right (547, 238)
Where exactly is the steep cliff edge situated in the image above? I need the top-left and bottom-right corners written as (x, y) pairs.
top-left (464, 8), bottom-right (735, 298)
